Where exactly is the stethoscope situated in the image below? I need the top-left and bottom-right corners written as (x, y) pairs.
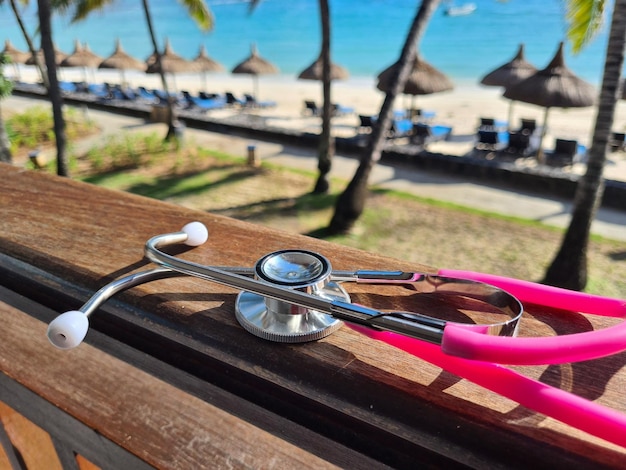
top-left (47, 221), bottom-right (523, 350)
top-left (47, 222), bottom-right (626, 365)
top-left (46, 222), bottom-right (626, 447)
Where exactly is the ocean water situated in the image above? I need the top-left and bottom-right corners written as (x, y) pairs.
top-left (0, 0), bottom-right (612, 86)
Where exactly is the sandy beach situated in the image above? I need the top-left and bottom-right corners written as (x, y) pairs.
top-left (9, 65), bottom-right (626, 180)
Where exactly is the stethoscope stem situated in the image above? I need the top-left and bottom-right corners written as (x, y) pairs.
top-left (80, 268), bottom-right (184, 316)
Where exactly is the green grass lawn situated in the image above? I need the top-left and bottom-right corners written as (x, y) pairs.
top-left (72, 132), bottom-right (626, 298)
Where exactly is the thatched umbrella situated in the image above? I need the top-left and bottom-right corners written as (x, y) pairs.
top-left (60, 40), bottom-right (103, 82)
top-left (480, 43), bottom-right (537, 126)
top-left (26, 43), bottom-right (66, 66)
top-left (504, 42), bottom-right (596, 160)
top-left (2, 39), bottom-right (29, 80)
top-left (376, 52), bottom-right (453, 115)
top-left (146, 38), bottom-right (199, 90)
top-left (297, 54), bottom-right (349, 81)
top-left (231, 44), bottom-right (278, 100)
top-left (98, 38), bottom-right (146, 85)
top-left (192, 44), bottom-right (223, 90)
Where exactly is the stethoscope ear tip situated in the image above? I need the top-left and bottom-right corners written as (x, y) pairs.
top-left (47, 310), bottom-right (89, 349)
top-left (182, 222), bottom-right (208, 247)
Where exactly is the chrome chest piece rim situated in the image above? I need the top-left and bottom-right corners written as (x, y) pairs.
top-left (235, 250), bottom-right (348, 343)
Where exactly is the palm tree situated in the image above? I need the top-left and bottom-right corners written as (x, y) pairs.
top-left (328, 0), bottom-right (441, 233)
top-left (55, 0), bottom-right (213, 141)
top-left (0, 53), bottom-right (14, 164)
top-left (2, 0), bottom-right (50, 89)
top-left (543, 0), bottom-right (626, 290)
top-left (38, 0), bottom-right (69, 176)
top-left (312, 0), bottom-right (333, 194)
top-left (248, 0), bottom-right (334, 193)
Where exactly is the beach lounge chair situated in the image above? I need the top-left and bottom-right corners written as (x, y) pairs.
top-left (410, 123), bottom-right (453, 146)
top-left (304, 100), bottom-right (320, 116)
top-left (243, 94), bottom-right (276, 108)
top-left (609, 132), bottom-right (626, 152)
top-left (59, 81), bottom-right (77, 93)
top-left (475, 130), bottom-right (503, 151)
top-left (225, 92), bottom-right (245, 107)
top-left (113, 85), bottom-right (137, 101)
top-left (358, 115), bottom-right (374, 133)
top-left (332, 103), bottom-right (355, 116)
top-left (407, 108), bottom-right (436, 121)
top-left (545, 138), bottom-right (578, 166)
top-left (411, 123), bottom-right (432, 146)
top-left (502, 131), bottom-right (532, 157)
top-left (136, 86), bottom-right (157, 102)
top-left (87, 83), bottom-right (109, 98)
top-left (182, 90), bottom-right (224, 111)
top-left (387, 119), bottom-right (413, 139)
top-left (519, 118), bottom-right (537, 135)
top-left (198, 91), bottom-right (219, 100)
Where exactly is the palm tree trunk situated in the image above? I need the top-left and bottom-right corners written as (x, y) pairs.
top-left (313, 0), bottom-right (333, 194)
top-left (328, 0), bottom-right (440, 233)
top-left (543, 0), bottom-right (626, 290)
top-left (141, 0), bottom-right (177, 141)
top-left (0, 100), bottom-right (11, 164)
top-left (10, 0), bottom-right (49, 89)
top-left (37, 0), bottom-right (68, 176)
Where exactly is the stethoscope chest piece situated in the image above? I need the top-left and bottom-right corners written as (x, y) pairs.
top-left (235, 250), bottom-right (348, 342)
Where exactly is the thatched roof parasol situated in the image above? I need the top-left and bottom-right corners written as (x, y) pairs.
top-left (193, 44), bottom-right (224, 89)
top-left (60, 40), bottom-right (102, 68)
top-left (504, 42), bottom-right (595, 160)
top-left (297, 55), bottom-right (349, 81)
top-left (99, 39), bottom-right (145, 72)
top-left (193, 44), bottom-right (223, 73)
top-left (146, 39), bottom-right (199, 90)
top-left (26, 43), bottom-right (66, 66)
top-left (480, 44), bottom-right (537, 87)
top-left (231, 44), bottom-right (278, 99)
top-left (99, 38), bottom-right (145, 84)
top-left (376, 52), bottom-right (453, 114)
top-left (376, 52), bottom-right (453, 96)
top-left (480, 43), bottom-right (538, 127)
top-left (2, 39), bottom-right (29, 64)
top-left (145, 38), bottom-right (199, 74)
top-left (60, 40), bottom-right (103, 82)
top-left (2, 39), bottom-right (29, 80)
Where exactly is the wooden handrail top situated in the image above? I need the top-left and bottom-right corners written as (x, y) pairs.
top-left (0, 163), bottom-right (625, 468)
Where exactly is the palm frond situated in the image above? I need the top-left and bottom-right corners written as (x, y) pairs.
top-left (178, 0), bottom-right (213, 31)
top-left (75, 0), bottom-right (116, 21)
top-left (566, 0), bottom-right (606, 53)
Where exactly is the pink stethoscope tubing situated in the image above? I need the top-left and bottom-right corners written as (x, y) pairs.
top-left (435, 270), bottom-right (626, 365)
top-left (349, 324), bottom-right (626, 449)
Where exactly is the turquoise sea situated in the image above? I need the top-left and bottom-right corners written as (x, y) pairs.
top-left (0, 0), bottom-right (613, 86)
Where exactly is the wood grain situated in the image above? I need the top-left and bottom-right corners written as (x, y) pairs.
top-left (0, 293), bottom-right (340, 469)
top-left (1, 163), bottom-right (625, 468)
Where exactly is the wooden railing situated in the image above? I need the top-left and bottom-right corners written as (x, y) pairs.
top-left (0, 163), bottom-right (624, 469)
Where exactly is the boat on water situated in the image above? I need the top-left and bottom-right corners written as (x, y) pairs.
top-left (444, 2), bottom-right (477, 16)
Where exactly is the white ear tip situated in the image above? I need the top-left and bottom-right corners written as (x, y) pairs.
top-left (47, 311), bottom-right (89, 349)
top-left (182, 221), bottom-right (208, 246)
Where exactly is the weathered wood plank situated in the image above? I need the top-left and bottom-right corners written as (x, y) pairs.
top-left (1, 163), bottom-right (625, 467)
top-left (0, 400), bottom-right (63, 470)
top-left (0, 290), bottom-right (342, 469)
